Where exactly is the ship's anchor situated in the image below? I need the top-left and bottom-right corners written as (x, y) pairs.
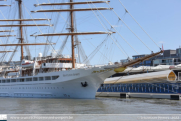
top-left (81, 82), bottom-right (88, 87)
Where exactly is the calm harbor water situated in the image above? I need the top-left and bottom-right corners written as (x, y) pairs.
top-left (0, 97), bottom-right (181, 114)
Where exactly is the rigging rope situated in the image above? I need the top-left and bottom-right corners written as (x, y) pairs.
top-left (85, 0), bottom-right (130, 58)
top-left (82, 35), bottom-right (110, 64)
top-left (118, 0), bottom-right (161, 49)
top-left (81, 35), bottom-right (111, 63)
top-left (106, 3), bottom-right (152, 52)
top-left (87, 0), bottom-right (139, 55)
top-left (24, 23), bottom-right (31, 58)
top-left (36, 0), bottom-right (70, 57)
top-left (21, 3), bottom-right (31, 58)
top-left (23, 3), bottom-right (59, 56)
top-left (56, 35), bottom-right (69, 57)
top-left (43, 0), bottom-right (65, 56)
top-left (88, 0), bottom-right (150, 53)
top-left (0, 4), bottom-right (18, 63)
top-left (110, 20), bottom-right (129, 58)
top-left (74, 16), bottom-right (91, 65)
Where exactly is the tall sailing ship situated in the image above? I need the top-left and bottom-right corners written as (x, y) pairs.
top-left (0, 0), bottom-right (163, 98)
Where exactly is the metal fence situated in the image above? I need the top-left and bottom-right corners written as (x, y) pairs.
top-left (97, 83), bottom-right (181, 94)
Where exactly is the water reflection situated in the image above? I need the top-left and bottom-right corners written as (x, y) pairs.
top-left (0, 97), bottom-right (180, 114)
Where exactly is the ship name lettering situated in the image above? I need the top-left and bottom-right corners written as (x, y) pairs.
top-left (92, 69), bottom-right (113, 73)
top-left (63, 73), bottom-right (80, 77)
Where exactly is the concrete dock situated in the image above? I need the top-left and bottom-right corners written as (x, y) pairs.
top-left (96, 92), bottom-right (181, 100)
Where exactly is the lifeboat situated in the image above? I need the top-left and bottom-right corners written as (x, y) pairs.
top-left (21, 60), bottom-right (35, 68)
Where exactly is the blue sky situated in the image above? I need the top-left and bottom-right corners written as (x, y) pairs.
top-left (119, 0), bottom-right (181, 50)
top-left (0, 0), bottom-right (181, 65)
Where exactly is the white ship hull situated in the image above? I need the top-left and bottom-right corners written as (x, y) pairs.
top-left (0, 66), bottom-right (115, 99)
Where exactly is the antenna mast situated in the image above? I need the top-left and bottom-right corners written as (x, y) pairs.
top-left (70, 0), bottom-right (75, 68)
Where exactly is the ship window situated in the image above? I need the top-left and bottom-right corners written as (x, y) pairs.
top-left (52, 76), bottom-right (59, 80)
top-left (39, 77), bottom-right (44, 81)
top-left (11, 79), bottom-right (16, 82)
top-left (6, 80), bottom-right (10, 83)
top-left (20, 79), bottom-right (24, 82)
top-left (26, 78), bottom-right (32, 81)
top-left (45, 76), bottom-right (51, 80)
top-left (33, 77), bottom-right (38, 81)
top-left (0, 80), bottom-right (1, 83)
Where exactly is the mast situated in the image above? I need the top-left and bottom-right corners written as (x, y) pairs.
top-left (0, 0), bottom-right (52, 65)
top-left (18, 0), bottom-right (24, 60)
top-left (70, 0), bottom-right (75, 68)
top-left (31, 0), bottom-right (115, 69)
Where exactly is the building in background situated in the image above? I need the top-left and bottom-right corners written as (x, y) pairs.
top-left (153, 48), bottom-right (181, 66)
top-left (120, 47), bottom-right (181, 67)
top-left (132, 54), bottom-right (153, 67)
